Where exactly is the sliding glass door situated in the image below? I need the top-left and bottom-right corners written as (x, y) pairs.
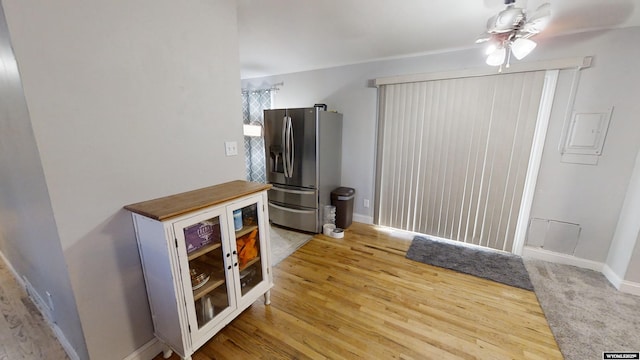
top-left (375, 70), bottom-right (551, 252)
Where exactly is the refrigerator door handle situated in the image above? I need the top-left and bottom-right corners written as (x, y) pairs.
top-left (282, 116), bottom-right (289, 177)
top-left (288, 116), bottom-right (295, 177)
top-left (269, 202), bottom-right (316, 214)
top-left (271, 185), bottom-right (315, 195)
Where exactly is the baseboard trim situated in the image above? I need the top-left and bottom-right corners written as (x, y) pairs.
top-left (523, 247), bottom-right (640, 296)
top-left (50, 322), bottom-right (81, 360)
top-left (124, 338), bottom-right (164, 360)
top-left (353, 213), bottom-right (373, 225)
top-left (522, 246), bottom-right (604, 272)
top-left (620, 280), bottom-right (640, 296)
top-left (602, 264), bottom-right (640, 296)
top-left (0, 250), bottom-right (80, 360)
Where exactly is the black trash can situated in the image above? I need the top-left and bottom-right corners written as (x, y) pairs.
top-left (331, 187), bottom-right (356, 229)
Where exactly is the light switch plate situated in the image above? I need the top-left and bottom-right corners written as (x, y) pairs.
top-left (224, 141), bottom-right (238, 156)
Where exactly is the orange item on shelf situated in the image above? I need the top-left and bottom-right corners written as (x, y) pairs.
top-left (236, 229), bottom-right (259, 267)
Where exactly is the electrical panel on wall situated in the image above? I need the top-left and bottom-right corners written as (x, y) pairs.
top-left (559, 107), bottom-right (613, 165)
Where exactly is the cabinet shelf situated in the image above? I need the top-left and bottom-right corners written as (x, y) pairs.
top-left (193, 272), bottom-right (225, 301)
top-left (239, 256), bottom-right (260, 272)
top-left (235, 224), bottom-right (258, 238)
top-left (187, 242), bottom-right (222, 261)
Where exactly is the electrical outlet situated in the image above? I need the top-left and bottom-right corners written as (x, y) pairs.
top-left (364, 199), bottom-right (370, 208)
top-left (224, 141), bottom-right (238, 156)
top-left (46, 291), bottom-right (54, 312)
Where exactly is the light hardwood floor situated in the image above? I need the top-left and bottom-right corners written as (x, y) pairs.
top-left (158, 222), bottom-right (562, 360)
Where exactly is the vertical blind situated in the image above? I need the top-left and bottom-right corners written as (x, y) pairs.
top-left (375, 71), bottom-right (546, 252)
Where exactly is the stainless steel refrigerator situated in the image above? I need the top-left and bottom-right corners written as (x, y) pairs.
top-left (264, 107), bottom-right (342, 233)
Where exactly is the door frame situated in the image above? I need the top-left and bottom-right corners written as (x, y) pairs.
top-left (511, 70), bottom-right (558, 255)
top-left (373, 68), bottom-right (563, 254)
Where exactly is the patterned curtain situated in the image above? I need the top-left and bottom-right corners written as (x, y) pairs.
top-left (241, 89), bottom-right (271, 183)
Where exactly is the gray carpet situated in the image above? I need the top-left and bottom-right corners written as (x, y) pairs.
top-left (525, 259), bottom-right (640, 360)
top-left (406, 236), bottom-right (534, 290)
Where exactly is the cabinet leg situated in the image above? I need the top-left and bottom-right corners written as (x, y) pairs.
top-left (162, 347), bottom-right (173, 359)
top-left (264, 290), bottom-right (271, 305)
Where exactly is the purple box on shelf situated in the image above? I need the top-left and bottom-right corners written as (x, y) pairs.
top-left (184, 221), bottom-right (220, 253)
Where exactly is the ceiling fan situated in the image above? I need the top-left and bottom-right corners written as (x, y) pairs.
top-left (476, 0), bottom-right (551, 69)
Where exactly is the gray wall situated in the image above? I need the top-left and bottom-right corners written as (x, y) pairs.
top-left (0, 4), bottom-right (88, 358)
top-left (2, 0), bottom-right (245, 358)
top-left (242, 27), bottom-right (640, 268)
top-left (607, 149), bottom-right (640, 283)
top-left (531, 29), bottom-right (640, 264)
top-left (628, 233), bottom-right (640, 283)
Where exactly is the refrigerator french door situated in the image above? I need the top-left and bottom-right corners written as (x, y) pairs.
top-left (264, 107), bottom-right (342, 233)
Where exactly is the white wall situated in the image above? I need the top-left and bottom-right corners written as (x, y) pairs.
top-left (3, 0), bottom-right (245, 358)
top-left (628, 233), bottom-right (640, 283)
top-left (0, 4), bottom-right (88, 358)
top-left (607, 149), bottom-right (640, 283)
top-left (242, 27), bottom-right (640, 266)
top-left (529, 29), bottom-right (640, 264)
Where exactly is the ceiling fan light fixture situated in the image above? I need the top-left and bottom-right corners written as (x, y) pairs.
top-left (511, 38), bottom-right (537, 60)
top-left (477, 1), bottom-right (550, 68)
top-left (485, 42), bottom-right (498, 55)
top-left (486, 47), bottom-right (506, 66)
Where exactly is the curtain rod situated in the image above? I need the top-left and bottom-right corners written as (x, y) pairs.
top-left (241, 82), bottom-right (283, 94)
top-left (374, 57), bottom-right (592, 86)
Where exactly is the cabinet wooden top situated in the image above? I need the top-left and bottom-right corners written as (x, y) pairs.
top-left (124, 180), bottom-right (271, 221)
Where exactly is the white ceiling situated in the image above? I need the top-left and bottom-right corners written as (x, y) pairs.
top-left (237, 0), bottom-right (640, 79)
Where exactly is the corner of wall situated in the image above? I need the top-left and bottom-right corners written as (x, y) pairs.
top-left (123, 338), bottom-right (164, 360)
top-left (522, 246), bottom-right (604, 271)
top-left (604, 148), bottom-right (640, 284)
top-left (602, 264), bottom-right (640, 297)
top-left (524, 246), bottom-right (640, 296)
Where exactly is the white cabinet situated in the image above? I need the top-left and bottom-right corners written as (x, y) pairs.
top-left (125, 181), bottom-right (273, 360)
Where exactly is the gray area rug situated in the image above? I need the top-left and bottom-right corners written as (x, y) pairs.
top-left (406, 236), bottom-right (534, 290)
top-left (269, 224), bottom-right (313, 265)
top-left (525, 259), bottom-right (640, 360)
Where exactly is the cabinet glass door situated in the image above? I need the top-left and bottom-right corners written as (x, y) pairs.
top-left (230, 198), bottom-right (270, 300)
top-left (174, 210), bottom-right (235, 331)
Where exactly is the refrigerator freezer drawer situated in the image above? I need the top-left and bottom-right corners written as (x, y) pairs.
top-left (268, 201), bottom-right (318, 233)
top-left (268, 185), bottom-right (317, 209)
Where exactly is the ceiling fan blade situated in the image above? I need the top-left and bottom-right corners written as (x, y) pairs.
top-left (475, 32), bottom-right (492, 44)
top-left (533, 2), bottom-right (551, 16)
top-left (522, 3), bottom-right (551, 34)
